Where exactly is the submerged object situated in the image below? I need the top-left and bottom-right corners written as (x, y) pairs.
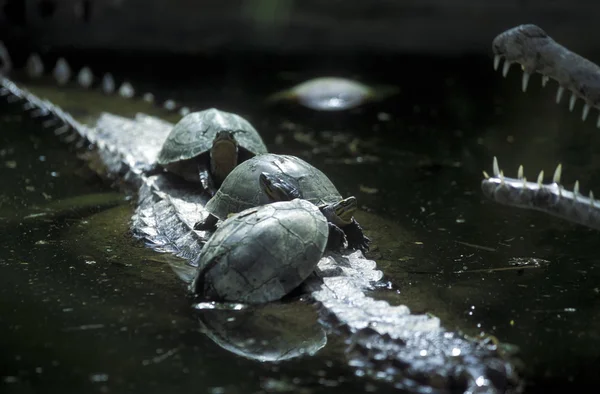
top-left (267, 76), bottom-right (398, 111)
top-left (192, 199), bottom-right (329, 304)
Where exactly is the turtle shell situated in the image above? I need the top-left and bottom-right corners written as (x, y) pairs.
top-left (192, 199), bottom-right (328, 304)
top-left (156, 108), bottom-right (267, 164)
top-left (204, 153), bottom-right (342, 220)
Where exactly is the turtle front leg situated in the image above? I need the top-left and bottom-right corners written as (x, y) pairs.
top-left (198, 166), bottom-right (217, 197)
top-left (193, 214), bottom-right (218, 231)
top-left (142, 163), bottom-right (164, 178)
top-left (327, 223), bottom-right (348, 251)
top-left (343, 218), bottom-right (371, 253)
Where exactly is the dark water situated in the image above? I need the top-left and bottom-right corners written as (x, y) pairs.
top-left (2, 49), bottom-right (600, 393)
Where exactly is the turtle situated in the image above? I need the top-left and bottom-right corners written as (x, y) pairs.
top-left (258, 171), bottom-right (357, 251)
top-left (193, 153), bottom-right (370, 252)
top-left (155, 108), bottom-right (268, 194)
top-left (190, 199), bottom-right (330, 304)
top-left (266, 77), bottom-right (399, 111)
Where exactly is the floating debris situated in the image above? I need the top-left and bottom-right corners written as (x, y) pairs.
top-left (192, 301), bottom-right (246, 311)
top-left (455, 241), bottom-right (496, 252)
top-left (4, 160), bottom-right (17, 169)
top-left (508, 257), bottom-right (550, 267)
top-left (359, 185), bottom-right (379, 194)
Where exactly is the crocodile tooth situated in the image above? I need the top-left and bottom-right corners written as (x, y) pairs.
top-left (118, 82), bottom-right (134, 98)
top-left (590, 191), bottom-right (595, 207)
top-left (102, 73), bottom-right (115, 94)
top-left (522, 176), bottom-right (527, 187)
top-left (482, 171), bottom-right (490, 179)
top-left (499, 170), bottom-right (505, 183)
top-left (492, 156), bottom-right (500, 176)
top-left (142, 93), bottom-right (154, 103)
top-left (583, 103), bottom-right (590, 121)
top-left (179, 106), bottom-right (191, 116)
top-left (502, 61), bottom-right (512, 77)
top-left (521, 72), bottom-right (530, 92)
top-left (556, 86), bottom-right (564, 103)
top-left (574, 180), bottom-right (580, 199)
top-left (569, 92), bottom-right (577, 111)
top-left (53, 58), bottom-right (71, 86)
top-left (517, 165), bottom-right (524, 179)
top-left (163, 99), bottom-right (176, 111)
top-left (542, 75), bottom-right (549, 87)
top-left (537, 170), bottom-right (544, 186)
top-left (77, 66), bottom-right (94, 88)
top-left (25, 53), bottom-right (44, 78)
top-left (553, 163), bottom-right (562, 184)
top-left (493, 55), bottom-right (501, 71)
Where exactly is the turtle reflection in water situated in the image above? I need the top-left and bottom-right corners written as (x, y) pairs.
top-left (194, 153), bottom-right (370, 252)
top-left (155, 108), bottom-right (268, 194)
top-left (192, 199), bottom-right (330, 304)
top-left (194, 302), bottom-right (327, 362)
top-left (267, 77), bottom-right (399, 111)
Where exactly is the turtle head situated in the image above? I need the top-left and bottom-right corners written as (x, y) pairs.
top-left (213, 130), bottom-right (238, 147)
top-left (259, 172), bottom-right (301, 201)
top-left (321, 196), bottom-right (357, 226)
top-left (210, 130), bottom-right (239, 184)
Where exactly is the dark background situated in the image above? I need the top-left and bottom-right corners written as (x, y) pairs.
top-left (1, 0), bottom-right (597, 56)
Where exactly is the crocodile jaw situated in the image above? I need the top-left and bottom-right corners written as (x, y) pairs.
top-left (492, 24), bottom-right (600, 127)
top-left (482, 157), bottom-right (600, 230)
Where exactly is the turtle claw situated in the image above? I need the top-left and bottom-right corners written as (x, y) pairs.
top-left (193, 214), bottom-right (218, 231)
top-left (143, 164), bottom-right (164, 178)
top-left (327, 223), bottom-right (348, 251)
top-left (344, 218), bottom-right (371, 253)
top-left (199, 167), bottom-right (217, 196)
